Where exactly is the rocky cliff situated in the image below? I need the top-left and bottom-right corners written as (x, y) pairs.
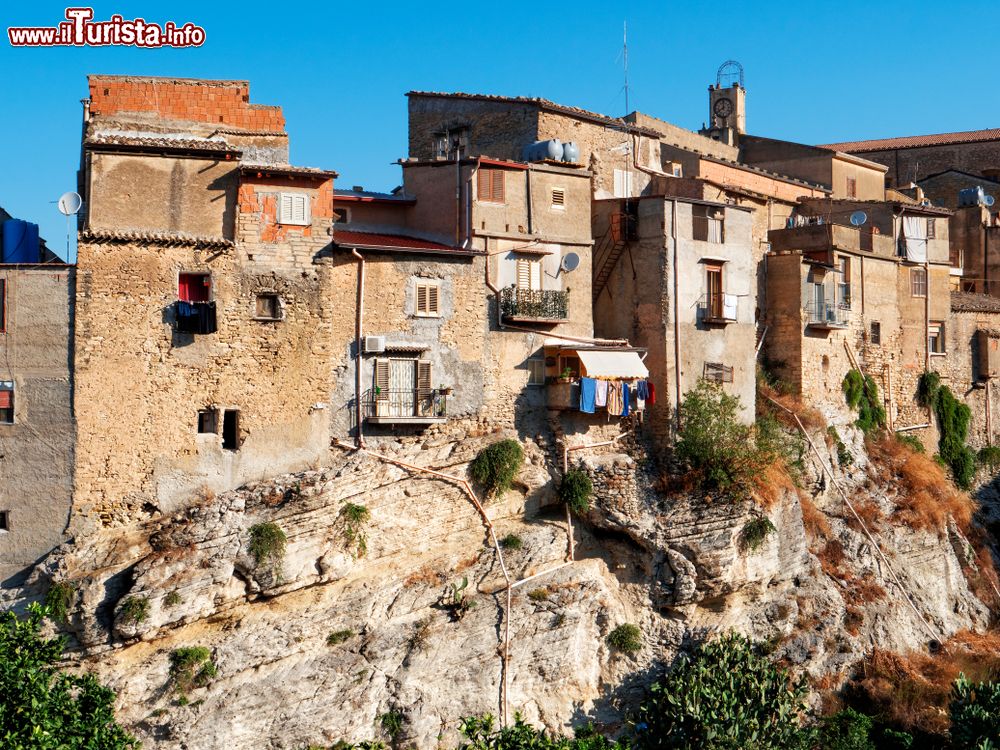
top-left (2, 416), bottom-right (993, 749)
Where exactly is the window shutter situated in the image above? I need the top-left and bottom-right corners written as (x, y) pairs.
top-left (279, 194), bottom-right (293, 223)
top-left (492, 169), bottom-right (504, 203)
top-left (529, 259), bottom-right (542, 290)
top-left (428, 284), bottom-right (439, 313)
top-left (417, 360), bottom-right (432, 396)
top-left (292, 195), bottom-right (308, 224)
top-left (516, 259), bottom-right (530, 290)
top-left (374, 359), bottom-right (389, 400)
top-left (416, 284), bottom-right (428, 314)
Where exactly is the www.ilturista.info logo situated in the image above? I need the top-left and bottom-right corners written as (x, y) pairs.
top-left (8, 7), bottom-right (206, 47)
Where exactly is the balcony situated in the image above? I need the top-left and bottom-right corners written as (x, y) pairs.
top-left (699, 292), bottom-right (739, 325)
top-left (362, 388), bottom-right (448, 425)
top-left (805, 301), bottom-right (850, 330)
top-left (768, 223), bottom-right (894, 258)
top-left (500, 287), bottom-right (569, 322)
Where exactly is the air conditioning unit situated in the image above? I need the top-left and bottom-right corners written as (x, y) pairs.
top-left (364, 335), bottom-right (386, 353)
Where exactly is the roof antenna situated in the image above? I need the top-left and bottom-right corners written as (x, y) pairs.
top-left (622, 20), bottom-right (629, 115)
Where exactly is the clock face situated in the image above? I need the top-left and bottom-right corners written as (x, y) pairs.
top-left (713, 97), bottom-right (734, 118)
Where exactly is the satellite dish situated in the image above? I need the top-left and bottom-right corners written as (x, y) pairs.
top-left (987, 195), bottom-right (996, 207)
top-left (57, 192), bottom-right (82, 216)
top-left (561, 252), bottom-right (581, 273)
top-left (849, 211), bottom-right (868, 227)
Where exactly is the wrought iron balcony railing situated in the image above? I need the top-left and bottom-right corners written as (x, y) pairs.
top-left (500, 287), bottom-right (569, 321)
top-left (362, 388), bottom-right (448, 423)
top-left (805, 301), bottom-right (850, 328)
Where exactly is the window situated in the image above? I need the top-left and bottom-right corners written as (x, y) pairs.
top-left (846, 176), bottom-right (857, 198)
top-left (277, 193), bottom-right (310, 226)
top-left (477, 168), bottom-right (505, 203)
top-left (929, 321), bottom-right (946, 355)
top-left (870, 321), bottom-right (881, 346)
top-left (516, 258), bottom-right (543, 291)
top-left (179, 273), bottom-right (211, 303)
top-left (613, 169), bottom-right (633, 198)
top-left (0, 381), bottom-right (12, 424)
top-left (222, 410), bottom-right (240, 450)
top-left (706, 263), bottom-right (724, 319)
top-left (415, 281), bottom-right (441, 317)
top-left (433, 127), bottom-right (468, 159)
top-left (704, 362), bottom-right (734, 383)
top-left (927, 218), bottom-right (936, 239)
top-left (559, 355), bottom-right (580, 379)
top-left (197, 409), bottom-right (217, 434)
top-left (255, 293), bottom-right (281, 320)
top-left (527, 358), bottom-right (546, 386)
top-left (551, 188), bottom-right (566, 209)
top-left (910, 268), bottom-right (927, 297)
top-left (0, 511), bottom-right (8, 531)
top-left (837, 256), bottom-right (851, 307)
top-left (693, 205), bottom-right (724, 243)
top-left (0, 278), bottom-right (5, 332)
top-left (333, 207), bottom-right (350, 224)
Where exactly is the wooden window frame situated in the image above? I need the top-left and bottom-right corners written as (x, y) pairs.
top-left (254, 293), bottom-right (282, 321)
top-left (277, 192), bottom-right (310, 226)
top-left (705, 263), bottom-right (724, 319)
top-left (414, 280), bottom-right (442, 317)
top-left (693, 204), bottom-right (725, 244)
top-left (515, 257), bottom-right (543, 291)
top-left (846, 176), bottom-right (857, 198)
top-left (929, 321), bottom-right (946, 355)
top-left (477, 168), bottom-right (505, 204)
top-left (910, 268), bottom-right (927, 297)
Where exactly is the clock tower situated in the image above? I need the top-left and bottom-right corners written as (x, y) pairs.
top-left (699, 61), bottom-right (746, 145)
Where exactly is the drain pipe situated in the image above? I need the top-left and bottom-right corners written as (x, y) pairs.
top-left (351, 248), bottom-right (366, 448)
top-left (671, 198), bottom-right (682, 431)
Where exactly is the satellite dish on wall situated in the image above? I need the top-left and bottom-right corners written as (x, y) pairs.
top-left (987, 195), bottom-right (996, 207)
top-left (849, 211), bottom-right (868, 227)
top-left (561, 252), bottom-right (581, 273)
top-left (57, 191), bottom-right (82, 216)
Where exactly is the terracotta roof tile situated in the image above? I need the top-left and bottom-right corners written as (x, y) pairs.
top-left (333, 230), bottom-right (478, 255)
top-left (820, 129), bottom-right (1000, 153)
top-left (951, 291), bottom-right (1000, 313)
top-left (80, 229), bottom-right (234, 249)
top-left (240, 164), bottom-right (337, 179)
top-left (85, 133), bottom-right (237, 153)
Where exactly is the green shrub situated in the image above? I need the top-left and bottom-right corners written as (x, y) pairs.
top-left (740, 516), bottom-right (776, 552)
top-left (607, 623), bottom-right (642, 654)
top-left (950, 673), bottom-right (1000, 749)
top-left (327, 629), bottom-right (355, 647)
top-left (559, 468), bottom-right (593, 516)
top-left (118, 596), bottom-right (150, 626)
top-left (340, 502), bottom-right (370, 557)
top-left (328, 742), bottom-right (388, 750)
top-left (168, 646), bottom-right (217, 696)
top-left (631, 632), bottom-right (811, 749)
top-left (470, 439), bottom-right (524, 498)
top-left (527, 588), bottom-right (549, 602)
top-left (379, 710), bottom-right (403, 739)
top-left (843, 369), bottom-right (886, 434)
top-left (248, 521), bottom-right (287, 574)
top-left (458, 713), bottom-right (627, 749)
top-left (896, 433), bottom-right (925, 454)
top-left (440, 576), bottom-right (476, 621)
top-left (500, 533), bottom-right (523, 550)
top-left (45, 580), bottom-right (76, 624)
top-left (165, 590), bottom-right (182, 608)
top-left (979, 445), bottom-right (1000, 473)
top-left (827, 426), bottom-right (853, 467)
top-left (919, 372), bottom-right (976, 489)
top-left (0, 603), bottom-right (139, 749)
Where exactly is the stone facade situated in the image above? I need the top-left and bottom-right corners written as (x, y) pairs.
top-left (0, 260), bottom-right (75, 584)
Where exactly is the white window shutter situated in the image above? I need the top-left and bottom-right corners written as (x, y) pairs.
top-left (428, 284), bottom-right (439, 313)
top-left (292, 194), bottom-right (308, 224)
top-left (529, 260), bottom-right (542, 290)
top-left (516, 259), bottom-right (530, 290)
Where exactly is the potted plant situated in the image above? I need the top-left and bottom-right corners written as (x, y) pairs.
top-left (558, 367), bottom-right (574, 383)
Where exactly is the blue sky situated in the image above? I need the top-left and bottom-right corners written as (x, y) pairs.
top-left (1, 0), bottom-right (995, 260)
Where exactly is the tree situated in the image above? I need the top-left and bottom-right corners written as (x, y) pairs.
top-left (0, 602), bottom-right (139, 749)
top-left (950, 673), bottom-right (1000, 750)
top-left (457, 713), bottom-right (626, 749)
top-left (631, 632), bottom-right (811, 750)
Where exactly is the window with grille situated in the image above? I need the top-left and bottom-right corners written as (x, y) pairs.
top-left (929, 321), bottom-right (946, 355)
top-left (277, 192), bottom-right (310, 226)
top-left (846, 176), bottom-right (857, 198)
top-left (927, 218), bottom-right (936, 239)
top-left (415, 281), bottom-right (441, 317)
top-left (870, 321), bottom-right (881, 345)
top-left (477, 168), bottom-right (505, 203)
top-left (527, 358), bottom-right (546, 386)
top-left (255, 293), bottom-right (281, 320)
top-left (910, 268), bottom-right (927, 297)
top-left (0, 381), bottom-right (13, 424)
top-left (551, 188), bottom-right (566, 209)
top-left (704, 362), bottom-right (734, 383)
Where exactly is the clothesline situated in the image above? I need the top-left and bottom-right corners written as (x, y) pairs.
top-left (578, 376), bottom-right (655, 417)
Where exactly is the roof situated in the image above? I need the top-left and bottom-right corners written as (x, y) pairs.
top-left (406, 90), bottom-right (663, 138)
top-left (333, 230), bottom-right (479, 256)
top-left (701, 154), bottom-right (830, 192)
top-left (333, 189), bottom-right (415, 204)
top-left (79, 229), bottom-right (234, 249)
top-left (820, 128), bottom-right (1000, 153)
top-left (920, 168), bottom-right (1000, 186)
top-left (89, 74), bottom-right (249, 88)
top-left (951, 291), bottom-right (1000, 314)
top-left (240, 164), bottom-right (337, 179)
top-left (85, 133), bottom-right (240, 156)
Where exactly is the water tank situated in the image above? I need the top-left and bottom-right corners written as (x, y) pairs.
top-left (523, 139), bottom-right (563, 162)
top-left (561, 141), bottom-right (580, 163)
top-left (1, 219), bottom-right (40, 264)
top-left (959, 186), bottom-right (987, 207)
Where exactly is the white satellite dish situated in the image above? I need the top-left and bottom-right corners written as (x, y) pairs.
top-left (849, 210), bottom-right (868, 227)
top-left (987, 195), bottom-right (996, 207)
top-left (560, 252), bottom-right (581, 273)
top-left (57, 191), bottom-right (82, 216)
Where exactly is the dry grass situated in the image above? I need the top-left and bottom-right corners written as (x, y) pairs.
top-left (868, 436), bottom-right (974, 535)
top-left (758, 381), bottom-right (826, 432)
top-left (845, 631), bottom-right (1000, 739)
top-left (751, 461), bottom-right (798, 510)
top-left (800, 495), bottom-right (832, 542)
top-left (845, 497), bottom-right (883, 533)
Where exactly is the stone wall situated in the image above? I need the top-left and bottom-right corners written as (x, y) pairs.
top-left (842, 140), bottom-right (1000, 187)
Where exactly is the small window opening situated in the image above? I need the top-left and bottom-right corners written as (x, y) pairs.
top-left (255, 293), bottom-right (281, 320)
top-left (333, 207), bottom-right (350, 224)
top-left (179, 273), bottom-right (211, 303)
top-left (527, 358), bottom-right (546, 385)
top-left (870, 321), bottom-right (882, 345)
top-left (0, 382), bottom-right (13, 424)
top-left (0, 511), bottom-right (9, 531)
top-left (198, 409), bottom-right (218, 434)
top-left (222, 410), bottom-right (240, 450)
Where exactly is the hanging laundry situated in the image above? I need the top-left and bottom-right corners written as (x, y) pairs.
top-left (579, 377), bottom-right (596, 414)
top-left (646, 380), bottom-right (656, 406)
top-left (635, 380), bottom-right (649, 401)
top-left (595, 379), bottom-right (609, 407)
top-left (606, 381), bottom-right (623, 415)
top-left (621, 381), bottom-right (630, 417)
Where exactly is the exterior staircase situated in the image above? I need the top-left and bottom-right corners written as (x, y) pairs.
top-left (592, 213), bottom-right (631, 302)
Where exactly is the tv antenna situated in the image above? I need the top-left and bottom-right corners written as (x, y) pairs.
top-left (56, 191), bottom-right (82, 262)
top-left (622, 21), bottom-right (629, 115)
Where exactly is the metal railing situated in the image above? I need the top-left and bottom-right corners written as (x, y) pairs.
top-left (837, 282), bottom-right (852, 308)
top-left (362, 389), bottom-right (448, 420)
top-left (699, 292), bottom-right (739, 322)
top-left (500, 287), bottom-right (569, 320)
top-left (805, 301), bottom-right (850, 327)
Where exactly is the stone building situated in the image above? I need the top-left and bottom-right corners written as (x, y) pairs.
top-left (765, 198), bottom-right (953, 435)
top-left (0, 209), bottom-right (75, 583)
top-left (819, 129), bottom-right (1000, 188)
top-left (916, 170), bottom-right (1000, 211)
top-left (74, 76), bottom-right (341, 525)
